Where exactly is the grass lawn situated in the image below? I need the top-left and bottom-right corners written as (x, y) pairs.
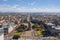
top-left (36, 30), bottom-right (42, 36)
top-left (13, 30), bottom-right (22, 35)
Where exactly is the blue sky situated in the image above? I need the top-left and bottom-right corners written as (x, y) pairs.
top-left (0, 0), bottom-right (60, 12)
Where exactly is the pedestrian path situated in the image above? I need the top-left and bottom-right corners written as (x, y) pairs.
top-left (20, 31), bottom-right (40, 40)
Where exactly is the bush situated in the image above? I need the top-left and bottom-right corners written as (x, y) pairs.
top-left (13, 35), bottom-right (20, 39)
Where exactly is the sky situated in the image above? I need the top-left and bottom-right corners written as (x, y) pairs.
top-left (0, 0), bottom-right (60, 12)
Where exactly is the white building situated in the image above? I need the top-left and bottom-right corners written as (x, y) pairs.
top-left (8, 25), bottom-right (17, 33)
top-left (45, 23), bottom-right (60, 30)
top-left (45, 23), bottom-right (55, 26)
top-left (0, 28), bottom-right (4, 40)
top-left (54, 26), bottom-right (60, 30)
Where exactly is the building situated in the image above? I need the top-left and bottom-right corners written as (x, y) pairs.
top-left (0, 27), bottom-right (4, 40)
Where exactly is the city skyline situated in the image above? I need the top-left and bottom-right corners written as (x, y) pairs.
top-left (0, 0), bottom-right (60, 12)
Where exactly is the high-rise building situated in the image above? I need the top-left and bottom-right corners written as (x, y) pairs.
top-left (0, 27), bottom-right (4, 40)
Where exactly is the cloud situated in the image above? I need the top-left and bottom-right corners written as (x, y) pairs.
top-left (3, 0), bottom-right (8, 1)
top-left (0, 4), bottom-right (60, 12)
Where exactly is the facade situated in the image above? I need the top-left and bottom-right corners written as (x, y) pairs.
top-left (0, 28), bottom-right (4, 40)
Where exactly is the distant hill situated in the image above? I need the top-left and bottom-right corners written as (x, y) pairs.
top-left (0, 12), bottom-right (60, 16)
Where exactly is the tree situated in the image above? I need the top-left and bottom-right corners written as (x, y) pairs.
top-left (19, 24), bottom-right (27, 31)
top-left (32, 25), bottom-right (36, 29)
top-left (13, 35), bottom-right (20, 39)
